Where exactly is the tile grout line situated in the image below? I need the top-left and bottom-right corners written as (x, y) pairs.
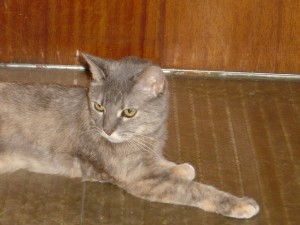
top-left (99, 182), bottom-right (104, 225)
top-left (205, 82), bottom-right (223, 187)
top-left (18, 172), bottom-right (31, 225)
top-left (42, 176), bottom-right (52, 225)
top-left (255, 83), bottom-right (291, 225)
top-left (272, 83), bottom-right (300, 182)
top-left (120, 189), bottom-right (125, 225)
top-left (188, 84), bottom-right (203, 181)
top-left (80, 182), bottom-right (86, 225)
top-left (60, 179), bottom-right (67, 225)
top-left (170, 78), bottom-right (182, 162)
top-left (0, 174), bottom-right (9, 224)
top-left (238, 83), bottom-right (270, 224)
top-left (1, 174), bottom-right (11, 224)
top-left (287, 82), bottom-right (300, 183)
top-left (140, 200), bottom-right (145, 225)
top-left (287, 82), bottom-right (300, 122)
top-left (223, 84), bottom-right (245, 195)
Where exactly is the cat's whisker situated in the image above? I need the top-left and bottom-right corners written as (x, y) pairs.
top-left (126, 139), bottom-right (142, 152)
top-left (133, 141), bottom-right (157, 156)
top-left (119, 132), bottom-right (160, 156)
top-left (122, 131), bottom-right (159, 141)
top-left (129, 138), bottom-right (161, 159)
top-left (127, 141), bottom-right (141, 154)
top-left (120, 132), bottom-right (160, 146)
top-left (134, 136), bottom-right (158, 148)
top-left (129, 140), bottom-right (155, 158)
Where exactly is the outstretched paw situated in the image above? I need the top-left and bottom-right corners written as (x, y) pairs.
top-left (228, 197), bottom-right (259, 219)
top-left (218, 196), bottom-right (260, 219)
top-left (170, 163), bottom-right (195, 180)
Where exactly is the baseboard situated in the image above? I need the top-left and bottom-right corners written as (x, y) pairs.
top-left (1, 63), bottom-right (299, 81)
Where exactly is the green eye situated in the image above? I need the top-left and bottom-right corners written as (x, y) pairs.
top-left (94, 103), bottom-right (105, 112)
top-left (122, 108), bottom-right (137, 118)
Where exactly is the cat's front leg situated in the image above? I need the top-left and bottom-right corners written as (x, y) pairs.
top-left (170, 163), bottom-right (195, 181)
top-left (123, 168), bottom-right (259, 219)
top-left (79, 159), bottom-right (115, 183)
top-left (150, 159), bottom-right (196, 181)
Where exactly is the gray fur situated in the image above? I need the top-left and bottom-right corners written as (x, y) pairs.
top-left (0, 53), bottom-right (259, 219)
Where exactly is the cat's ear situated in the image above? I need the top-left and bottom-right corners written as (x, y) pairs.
top-left (133, 66), bottom-right (165, 96)
top-left (77, 52), bottom-right (107, 82)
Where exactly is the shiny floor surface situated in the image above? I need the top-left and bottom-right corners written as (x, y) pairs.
top-left (0, 68), bottom-right (299, 225)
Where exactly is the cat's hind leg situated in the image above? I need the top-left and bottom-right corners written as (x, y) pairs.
top-left (0, 148), bottom-right (82, 178)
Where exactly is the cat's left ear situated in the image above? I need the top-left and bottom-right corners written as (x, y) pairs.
top-left (77, 51), bottom-right (108, 82)
top-left (133, 66), bottom-right (166, 96)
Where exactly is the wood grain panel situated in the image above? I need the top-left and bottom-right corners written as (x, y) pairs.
top-left (0, 0), bottom-right (299, 73)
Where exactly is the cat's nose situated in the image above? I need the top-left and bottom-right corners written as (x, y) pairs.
top-left (103, 115), bottom-right (117, 136)
top-left (103, 127), bottom-right (114, 136)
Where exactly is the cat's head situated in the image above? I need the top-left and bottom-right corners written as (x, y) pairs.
top-left (80, 53), bottom-right (168, 144)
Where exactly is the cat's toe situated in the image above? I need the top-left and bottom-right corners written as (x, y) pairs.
top-left (228, 197), bottom-right (260, 219)
top-left (171, 163), bottom-right (195, 180)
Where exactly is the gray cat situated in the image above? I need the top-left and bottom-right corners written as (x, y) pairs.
top-left (0, 53), bottom-right (259, 219)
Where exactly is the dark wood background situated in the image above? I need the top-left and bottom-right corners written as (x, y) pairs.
top-left (0, 0), bottom-right (299, 73)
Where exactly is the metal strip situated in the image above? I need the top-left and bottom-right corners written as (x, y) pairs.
top-left (163, 69), bottom-right (300, 80)
top-left (0, 63), bottom-right (299, 80)
top-left (0, 63), bottom-right (85, 70)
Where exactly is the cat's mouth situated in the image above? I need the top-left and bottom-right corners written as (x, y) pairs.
top-left (100, 130), bottom-right (126, 143)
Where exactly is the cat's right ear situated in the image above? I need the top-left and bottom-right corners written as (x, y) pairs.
top-left (77, 52), bottom-right (107, 82)
top-left (133, 66), bottom-right (166, 97)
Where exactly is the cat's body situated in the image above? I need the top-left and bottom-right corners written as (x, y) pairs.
top-left (0, 53), bottom-right (259, 219)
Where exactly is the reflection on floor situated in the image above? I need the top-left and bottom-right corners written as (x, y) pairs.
top-left (0, 67), bottom-right (299, 225)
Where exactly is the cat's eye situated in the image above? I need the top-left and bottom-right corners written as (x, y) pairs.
top-left (94, 103), bottom-right (105, 112)
top-left (122, 108), bottom-right (137, 118)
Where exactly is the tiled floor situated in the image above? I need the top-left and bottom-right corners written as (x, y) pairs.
top-left (0, 67), bottom-right (299, 225)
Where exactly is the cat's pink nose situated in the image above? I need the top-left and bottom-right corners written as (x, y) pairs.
top-left (103, 128), bottom-right (114, 136)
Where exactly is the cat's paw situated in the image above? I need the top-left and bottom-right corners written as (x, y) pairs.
top-left (221, 197), bottom-right (260, 219)
top-left (230, 197), bottom-right (259, 219)
top-left (170, 163), bottom-right (195, 180)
